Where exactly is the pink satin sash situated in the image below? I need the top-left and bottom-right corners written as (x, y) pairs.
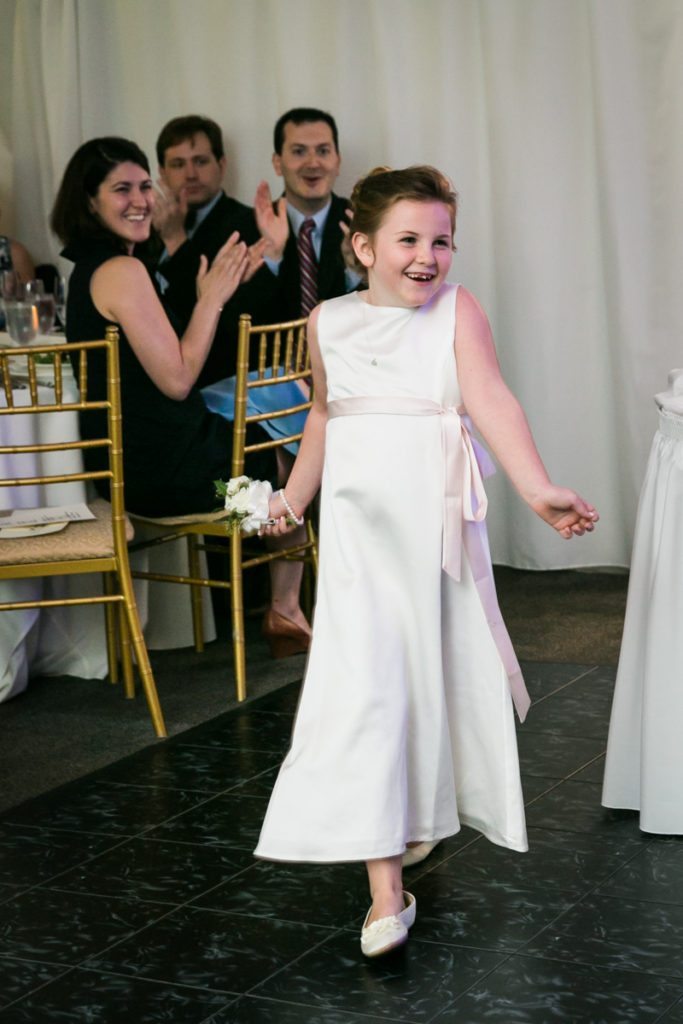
top-left (326, 396), bottom-right (530, 722)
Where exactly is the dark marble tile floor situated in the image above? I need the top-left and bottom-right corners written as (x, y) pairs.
top-left (1, 660), bottom-right (682, 1023)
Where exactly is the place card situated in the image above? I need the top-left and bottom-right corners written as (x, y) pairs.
top-left (0, 503), bottom-right (95, 528)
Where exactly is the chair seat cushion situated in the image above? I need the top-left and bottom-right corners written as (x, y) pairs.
top-left (0, 498), bottom-right (133, 566)
top-left (129, 508), bottom-right (231, 527)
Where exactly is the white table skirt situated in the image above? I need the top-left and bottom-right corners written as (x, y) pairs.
top-left (1, 355), bottom-right (216, 702)
top-left (602, 406), bottom-right (683, 832)
top-left (0, 376), bottom-right (109, 700)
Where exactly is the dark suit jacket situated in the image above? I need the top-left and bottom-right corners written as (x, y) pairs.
top-left (159, 191), bottom-right (276, 387)
top-left (272, 193), bottom-right (352, 321)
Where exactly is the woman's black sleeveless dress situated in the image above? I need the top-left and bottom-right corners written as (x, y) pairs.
top-left (63, 238), bottom-right (274, 516)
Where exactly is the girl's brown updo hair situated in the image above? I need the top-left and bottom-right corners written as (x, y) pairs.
top-left (349, 165), bottom-right (458, 275)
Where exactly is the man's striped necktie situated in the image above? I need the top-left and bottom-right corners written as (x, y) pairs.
top-left (298, 218), bottom-right (318, 316)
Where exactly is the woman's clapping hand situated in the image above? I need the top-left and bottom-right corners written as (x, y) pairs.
top-left (196, 231), bottom-right (249, 308)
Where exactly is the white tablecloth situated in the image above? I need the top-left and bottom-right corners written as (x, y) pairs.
top-left (0, 346), bottom-right (216, 701)
top-left (602, 371), bottom-right (683, 833)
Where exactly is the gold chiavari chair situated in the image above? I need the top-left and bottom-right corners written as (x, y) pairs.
top-left (128, 314), bottom-right (318, 702)
top-left (0, 329), bottom-right (166, 737)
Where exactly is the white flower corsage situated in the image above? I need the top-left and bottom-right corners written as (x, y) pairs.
top-left (215, 476), bottom-right (274, 535)
top-left (215, 476), bottom-right (304, 535)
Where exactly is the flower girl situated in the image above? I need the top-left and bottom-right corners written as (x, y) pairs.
top-left (255, 166), bottom-right (598, 957)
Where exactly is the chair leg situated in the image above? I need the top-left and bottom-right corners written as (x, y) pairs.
top-left (103, 573), bottom-right (119, 685)
top-left (118, 565), bottom-right (167, 738)
top-left (118, 603), bottom-right (136, 699)
top-left (230, 528), bottom-right (247, 702)
top-left (187, 534), bottom-right (205, 653)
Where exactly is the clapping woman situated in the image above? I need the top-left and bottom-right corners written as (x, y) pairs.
top-left (50, 137), bottom-right (311, 651)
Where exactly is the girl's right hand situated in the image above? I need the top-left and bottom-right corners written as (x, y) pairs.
top-left (530, 485), bottom-right (599, 538)
top-left (196, 231), bottom-right (248, 308)
top-left (260, 492), bottom-right (298, 536)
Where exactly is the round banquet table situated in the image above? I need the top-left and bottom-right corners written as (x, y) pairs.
top-left (0, 336), bottom-right (215, 702)
top-left (602, 369), bottom-right (683, 833)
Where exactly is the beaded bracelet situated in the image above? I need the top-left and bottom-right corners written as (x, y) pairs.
top-left (279, 488), bottom-right (304, 525)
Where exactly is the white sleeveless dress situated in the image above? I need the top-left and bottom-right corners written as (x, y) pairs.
top-left (255, 283), bottom-right (528, 862)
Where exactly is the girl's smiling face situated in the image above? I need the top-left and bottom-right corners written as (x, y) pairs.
top-left (89, 162), bottom-right (155, 252)
top-left (352, 199), bottom-right (454, 307)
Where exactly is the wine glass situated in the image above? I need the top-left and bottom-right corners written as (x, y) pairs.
top-left (21, 279), bottom-right (45, 302)
top-left (35, 294), bottom-right (56, 335)
top-left (1, 270), bottom-right (20, 328)
top-left (4, 300), bottom-right (38, 344)
top-left (53, 276), bottom-right (67, 330)
top-left (1, 269), bottom-right (20, 303)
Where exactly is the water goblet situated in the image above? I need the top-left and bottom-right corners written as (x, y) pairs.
top-left (1, 269), bottom-right (20, 303)
top-left (21, 279), bottom-right (45, 302)
top-left (35, 294), bottom-right (56, 335)
top-left (53, 275), bottom-right (67, 330)
top-left (1, 270), bottom-right (20, 327)
top-left (4, 300), bottom-right (39, 344)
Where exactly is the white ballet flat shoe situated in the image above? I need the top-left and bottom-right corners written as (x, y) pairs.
top-left (402, 840), bottom-right (440, 868)
top-left (360, 891), bottom-right (416, 958)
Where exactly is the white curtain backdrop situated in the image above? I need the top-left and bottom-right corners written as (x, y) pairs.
top-left (3, 0), bottom-right (682, 569)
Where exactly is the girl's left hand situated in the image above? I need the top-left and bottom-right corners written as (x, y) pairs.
top-left (259, 492), bottom-right (296, 537)
top-left (531, 486), bottom-right (599, 539)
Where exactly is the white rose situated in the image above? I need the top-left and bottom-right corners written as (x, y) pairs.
top-left (225, 475), bottom-right (250, 499)
top-left (241, 479), bottom-right (273, 534)
top-left (228, 488), bottom-right (253, 515)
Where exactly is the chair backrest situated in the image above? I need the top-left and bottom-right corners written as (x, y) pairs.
top-left (232, 314), bottom-right (311, 477)
top-left (0, 326), bottom-right (128, 545)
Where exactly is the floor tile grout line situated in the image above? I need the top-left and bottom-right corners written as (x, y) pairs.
top-left (423, 948), bottom-right (521, 1024)
top-left (508, 838), bottom-right (673, 966)
top-left (653, 992), bottom-right (683, 1023)
top-left (521, 777), bottom-right (566, 808)
top-left (0, 962), bottom-right (232, 1019)
top-left (234, 990), bottom-right (410, 1023)
top-left (527, 664), bottom-right (601, 707)
top-left (504, 890), bottom-right (603, 964)
top-left (563, 750), bottom-right (607, 782)
top-left (0, 834), bottom-right (136, 902)
top-left (495, 943), bottom-right (683, 984)
top-left (69, 854), bottom-right (340, 979)
top-left (198, 998), bottom-right (246, 1024)
top-left (242, 924), bottom-right (377, 1006)
top-left (0, 752), bottom-right (286, 824)
top-left (521, 821), bottom-right (648, 840)
top-left (75, 961), bottom-right (244, 1001)
top-left (575, 886), bottom-right (683, 911)
top-left (41, 854), bottom-right (269, 914)
top-left (0, 962), bottom-right (80, 1015)
top-left (521, 750), bottom-right (609, 809)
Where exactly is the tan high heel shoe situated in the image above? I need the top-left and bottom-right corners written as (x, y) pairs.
top-left (261, 609), bottom-right (311, 659)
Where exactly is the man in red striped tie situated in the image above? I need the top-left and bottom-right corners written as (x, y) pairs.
top-left (255, 108), bottom-right (362, 320)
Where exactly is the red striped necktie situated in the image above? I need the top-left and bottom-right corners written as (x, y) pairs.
top-left (298, 218), bottom-right (318, 316)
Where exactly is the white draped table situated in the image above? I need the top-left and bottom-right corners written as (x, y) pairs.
top-left (0, 338), bottom-right (215, 702)
top-left (602, 369), bottom-right (683, 833)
